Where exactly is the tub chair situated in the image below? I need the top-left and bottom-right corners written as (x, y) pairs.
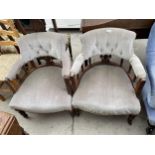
top-left (71, 28), bottom-right (146, 124)
top-left (6, 32), bottom-right (72, 118)
top-left (142, 23), bottom-right (155, 134)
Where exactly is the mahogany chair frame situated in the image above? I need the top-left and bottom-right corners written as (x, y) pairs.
top-left (70, 54), bottom-right (145, 124)
top-left (6, 44), bottom-right (73, 118)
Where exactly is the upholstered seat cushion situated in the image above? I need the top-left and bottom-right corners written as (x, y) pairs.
top-left (0, 54), bottom-right (20, 81)
top-left (9, 66), bottom-right (72, 113)
top-left (72, 65), bottom-right (141, 115)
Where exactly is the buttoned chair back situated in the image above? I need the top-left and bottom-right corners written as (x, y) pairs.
top-left (80, 28), bottom-right (135, 60)
top-left (7, 32), bottom-right (72, 94)
top-left (6, 32), bottom-right (72, 116)
top-left (71, 28), bottom-right (146, 96)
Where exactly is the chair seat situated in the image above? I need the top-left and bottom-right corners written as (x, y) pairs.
top-left (72, 65), bottom-right (141, 115)
top-left (9, 66), bottom-right (72, 113)
top-left (0, 54), bottom-right (20, 81)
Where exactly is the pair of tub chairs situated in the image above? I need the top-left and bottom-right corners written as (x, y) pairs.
top-left (5, 28), bottom-right (146, 126)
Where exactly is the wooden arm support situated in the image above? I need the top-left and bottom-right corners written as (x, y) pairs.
top-left (70, 55), bottom-right (146, 97)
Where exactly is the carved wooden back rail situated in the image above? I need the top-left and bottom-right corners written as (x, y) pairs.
top-left (71, 55), bottom-right (145, 97)
top-left (7, 56), bottom-right (73, 97)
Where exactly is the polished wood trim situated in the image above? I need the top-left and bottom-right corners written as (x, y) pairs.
top-left (7, 56), bottom-right (72, 97)
top-left (70, 55), bottom-right (145, 97)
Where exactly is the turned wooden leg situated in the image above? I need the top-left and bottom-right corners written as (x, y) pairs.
top-left (146, 121), bottom-right (155, 135)
top-left (127, 115), bottom-right (136, 125)
top-left (16, 110), bottom-right (29, 119)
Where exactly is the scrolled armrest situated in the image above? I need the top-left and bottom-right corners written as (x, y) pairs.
top-left (129, 54), bottom-right (146, 81)
top-left (70, 53), bottom-right (85, 76)
top-left (62, 48), bottom-right (72, 77)
top-left (6, 59), bottom-right (24, 80)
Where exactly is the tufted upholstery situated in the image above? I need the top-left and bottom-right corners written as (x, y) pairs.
top-left (18, 32), bottom-right (68, 61)
top-left (71, 28), bottom-right (146, 80)
top-left (7, 32), bottom-right (72, 114)
top-left (72, 65), bottom-right (141, 115)
top-left (71, 28), bottom-right (145, 116)
top-left (6, 32), bottom-right (71, 79)
top-left (80, 28), bottom-right (136, 60)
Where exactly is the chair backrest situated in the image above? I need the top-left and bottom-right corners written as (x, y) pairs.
top-left (80, 28), bottom-right (136, 60)
top-left (0, 19), bottom-right (20, 53)
top-left (17, 32), bottom-right (68, 63)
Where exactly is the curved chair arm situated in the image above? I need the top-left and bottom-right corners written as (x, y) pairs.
top-left (62, 48), bottom-right (72, 77)
top-left (70, 53), bottom-right (85, 76)
top-left (129, 54), bottom-right (146, 96)
top-left (6, 59), bottom-right (24, 80)
top-left (129, 54), bottom-right (146, 81)
top-left (5, 59), bottom-right (25, 93)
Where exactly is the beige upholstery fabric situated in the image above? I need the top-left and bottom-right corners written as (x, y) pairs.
top-left (129, 54), bottom-right (146, 80)
top-left (62, 48), bottom-right (72, 77)
top-left (80, 28), bottom-right (136, 60)
top-left (6, 32), bottom-right (71, 80)
top-left (18, 32), bottom-right (68, 61)
top-left (0, 54), bottom-right (20, 81)
top-left (71, 28), bottom-right (146, 80)
top-left (6, 58), bottom-right (24, 80)
top-left (9, 66), bottom-right (72, 113)
top-left (70, 53), bottom-right (84, 76)
top-left (72, 65), bottom-right (141, 115)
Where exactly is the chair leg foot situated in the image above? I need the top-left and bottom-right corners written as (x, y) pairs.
top-left (127, 115), bottom-right (136, 125)
top-left (16, 110), bottom-right (29, 119)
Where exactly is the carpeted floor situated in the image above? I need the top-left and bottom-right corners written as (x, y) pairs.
top-left (0, 33), bottom-right (152, 135)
